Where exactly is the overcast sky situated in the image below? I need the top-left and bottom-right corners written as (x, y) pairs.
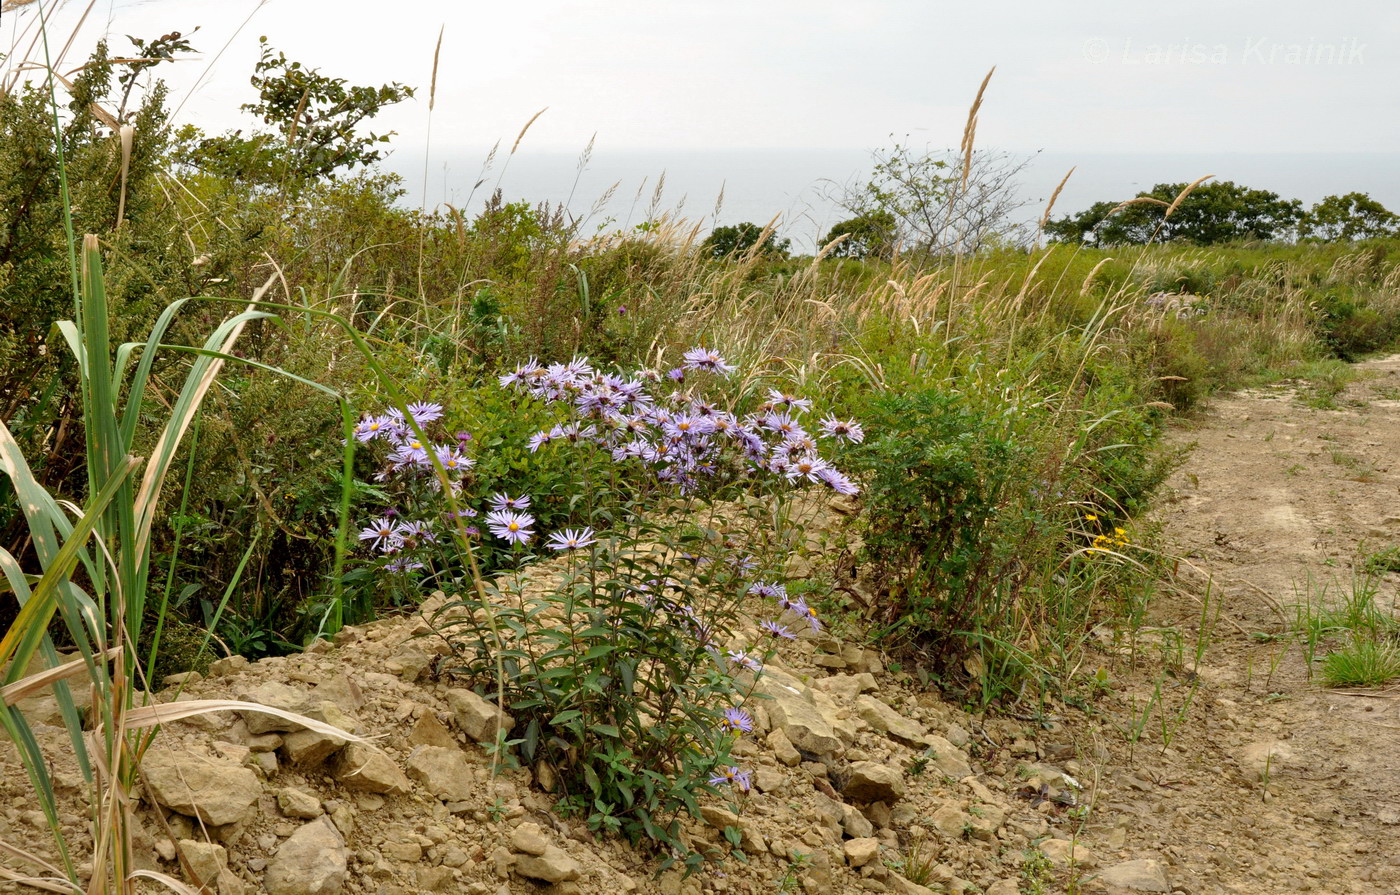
top-left (5, 0), bottom-right (1397, 158)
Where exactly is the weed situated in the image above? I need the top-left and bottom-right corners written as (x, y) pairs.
top-left (1321, 636), bottom-right (1400, 687)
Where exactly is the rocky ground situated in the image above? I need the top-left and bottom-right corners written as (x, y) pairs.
top-left (2, 359), bottom-right (1399, 895)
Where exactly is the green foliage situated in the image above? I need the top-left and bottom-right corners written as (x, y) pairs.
top-left (847, 387), bottom-right (1027, 654)
top-left (822, 210), bottom-right (897, 260)
top-left (176, 37), bottom-right (413, 187)
top-left (702, 222), bottom-right (790, 260)
top-left (1321, 636), bottom-right (1400, 687)
top-left (1301, 193), bottom-right (1399, 242)
top-left (430, 518), bottom-right (757, 858)
top-left (1046, 180), bottom-right (1305, 245)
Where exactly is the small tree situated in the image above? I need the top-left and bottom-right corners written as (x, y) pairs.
top-left (835, 140), bottom-right (1034, 257)
top-left (177, 37), bottom-right (414, 188)
top-left (822, 210), bottom-right (897, 261)
top-left (702, 222), bottom-right (791, 260)
top-left (1300, 193), bottom-right (1399, 241)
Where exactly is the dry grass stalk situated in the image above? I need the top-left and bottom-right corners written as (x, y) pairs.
top-left (1039, 166), bottom-right (1076, 230)
top-left (959, 66), bottom-right (995, 190)
top-left (512, 107), bottom-right (548, 155)
top-left (1165, 175), bottom-right (1215, 218)
top-left (429, 25), bottom-right (444, 111)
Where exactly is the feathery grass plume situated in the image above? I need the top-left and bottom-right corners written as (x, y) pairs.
top-left (1164, 175), bottom-right (1216, 218)
top-left (1039, 166), bottom-right (1076, 231)
top-left (429, 24), bottom-right (444, 111)
top-left (959, 66), bottom-right (996, 191)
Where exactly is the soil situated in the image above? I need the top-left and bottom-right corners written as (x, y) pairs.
top-left (1088, 351), bottom-right (1400, 894)
top-left (2, 358), bottom-right (1399, 895)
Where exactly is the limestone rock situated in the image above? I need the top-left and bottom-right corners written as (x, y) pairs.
top-left (446, 689), bottom-right (515, 744)
top-left (510, 822), bottom-right (549, 856)
top-left (513, 845), bottom-right (580, 883)
top-left (766, 728), bottom-right (801, 767)
top-left (923, 734), bottom-right (973, 780)
top-left (986, 880), bottom-right (1020, 895)
top-left (765, 693), bottom-right (842, 756)
top-left (405, 745), bottom-right (474, 802)
top-left (855, 695), bottom-right (928, 747)
top-left (235, 682), bottom-right (312, 735)
top-left (277, 788), bottom-right (324, 819)
top-left (1039, 838), bottom-right (1097, 868)
top-left (330, 742), bottom-right (411, 795)
top-left (407, 711), bottom-right (458, 748)
top-left (931, 804), bottom-right (968, 838)
top-left (142, 748), bottom-right (261, 827)
top-left (177, 839), bottom-right (227, 890)
top-left (264, 818), bottom-right (348, 895)
top-left (843, 761), bottom-right (905, 803)
top-left (844, 837), bottom-right (880, 868)
top-left (1094, 859), bottom-right (1170, 893)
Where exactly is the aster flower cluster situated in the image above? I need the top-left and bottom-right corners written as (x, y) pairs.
top-left (498, 351), bottom-right (863, 497)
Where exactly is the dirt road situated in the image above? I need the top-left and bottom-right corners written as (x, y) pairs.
top-left (1086, 354), bottom-right (1400, 894)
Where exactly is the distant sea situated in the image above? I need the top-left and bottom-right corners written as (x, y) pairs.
top-left (382, 148), bottom-right (1400, 252)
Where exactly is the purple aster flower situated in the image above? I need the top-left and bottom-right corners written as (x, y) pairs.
top-left (767, 389), bottom-right (813, 414)
top-left (384, 558), bottom-right (425, 572)
top-left (358, 516), bottom-right (402, 552)
top-left (407, 401), bottom-right (444, 425)
top-left (725, 650), bottom-right (762, 673)
top-left (762, 411), bottom-right (807, 440)
top-left (393, 519), bottom-right (437, 545)
top-left (455, 430), bottom-right (473, 443)
top-left (498, 358), bottom-right (543, 389)
top-left (816, 466), bottom-right (860, 496)
top-left (681, 347), bottom-right (737, 376)
top-left (527, 430), bottom-right (553, 453)
top-left (667, 367), bottom-right (686, 383)
top-left (546, 527), bottom-right (597, 551)
top-left (434, 445), bottom-right (474, 473)
top-left (819, 416), bottom-right (865, 444)
top-left (708, 766), bottom-right (753, 792)
top-left (760, 620), bottom-right (796, 640)
top-left (720, 707), bottom-right (754, 734)
top-left (748, 581), bottom-right (786, 600)
top-left (790, 598), bottom-right (822, 633)
top-left (786, 455), bottom-right (832, 484)
top-left (489, 493), bottom-right (531, 512)
top-left (354, 414), bottom-right (393, 442)
top-left (485, 510), bottom-right (534, 545)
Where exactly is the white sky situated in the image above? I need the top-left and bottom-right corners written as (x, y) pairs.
top-left (5, 0), bottom-right (1397, 157)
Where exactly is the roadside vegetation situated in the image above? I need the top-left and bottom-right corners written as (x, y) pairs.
top-left (3, 23), bottom-right (1400, 892)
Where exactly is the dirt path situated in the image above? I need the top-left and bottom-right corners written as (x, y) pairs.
top-left (1085, 354), bottom-right (1400, 894)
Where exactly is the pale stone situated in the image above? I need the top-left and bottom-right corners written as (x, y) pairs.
top-left (510, 822), bottom-right (549, 856)
top-left (766, 728), bottom-right (801, 767)
top-left (446, 689), bottom-right (515, 744)
top-left (176, 840), bottom-right (227, 890)
top-left (513, 846), bottom-right (581, 883)
top-left (142, 748), bottom-right (261, 827)
top-left (330, 742), bottom-right (411, 795)
top-left (854, 695), bottom-right (928, 747)
top-left (1095, 858), bottom-right (1170, 892)
top-left (277, 788), bottom-right (324, 819)
top-left (264, 818), bottom-right (347, 895)
top-left (843, 762), bottom-right (905, 803)
top-left (405, 745), bottom-right (474, 802)
top-left (844, 837), bottom-right (880, 868)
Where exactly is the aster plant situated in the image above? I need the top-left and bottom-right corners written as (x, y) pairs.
top-left (353, 348), bottom-right (862, 869)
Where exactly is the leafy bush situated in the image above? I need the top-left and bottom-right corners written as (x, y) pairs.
top-left (849, 387), bottom-right (1029, 654)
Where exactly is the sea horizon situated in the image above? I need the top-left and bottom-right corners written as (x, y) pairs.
top-left (381, 148), bottom-right (1400, 252)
